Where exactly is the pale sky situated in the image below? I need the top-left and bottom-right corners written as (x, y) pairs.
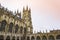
top-left (0, 0), bottom-right (60, 33)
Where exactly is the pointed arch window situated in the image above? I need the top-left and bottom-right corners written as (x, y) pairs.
top-left (9, 22), bottom-right (13, 33)
top-left (42, 36), bottom-right (47, 40)
top-left (36, 36), bottom-right (41, 40)
top-left (0, 20), bottom-right (7, 31)
top-left (24, 27), bottom-right (27, 34)
top-left (48, 35), bottom-right (55, 40)
top-left (31, 36), bottom-right (35, 40)
top-left (15, 24), bottom-right (19, 33)
top-left (20, 26), bottom-right (23, 33)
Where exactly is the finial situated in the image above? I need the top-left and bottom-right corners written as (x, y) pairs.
top-left (23, 6), bottom-right (25, 12)
top-left (14, 11), bottom-right (16, 14)
top-left (29, 8), bottom-right (31, 13)
top-left (46, 30), bottom-right (47, 33)
top-left (43, 30), bottom-right (44, 33)
top-left (17, 10), bottom-right (19, 14)
top-left (26, 6), bottom-right (28, 10)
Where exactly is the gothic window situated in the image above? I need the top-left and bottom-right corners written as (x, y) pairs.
top-left (12, 36), bottom-right (15, 40)
top-left (6, 36), bottom-right (10, 40)
top-left (42, 36), bottom-right (47, 40)
top-left (31, 36), bottom-right (35, 40)
top-left (20, 27), bottom-right (23, 33)
top-left (0, 20), bottom-right (7, 31)
top-left (36, 36), bottom-right (41, 40)
top-left (24, 27), bottom-right (27, 34)
top-left (48, 35), bottom-right (55, 40)
top-left (27, 36), bottom-right (30, 40)
top-left (15, 24), bottom-right (19, 33)
top-left (9, 23), bottom-right (13, 33)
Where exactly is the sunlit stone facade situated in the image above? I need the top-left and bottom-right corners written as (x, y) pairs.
top-left (0, 4), bottom-right (60, 40)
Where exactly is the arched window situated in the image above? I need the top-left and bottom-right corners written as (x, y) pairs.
top-left (15, 24), bottom-right (19, 33)
top-left (27, 36), bottom-right (30, 40)
top-left (6, 36), bottom-right (10, 40)
top-left (20, 27), bottom-right (23, 33)
top-left (8, 22), bottom-right (13, 33)
top-left (0, 35), bottom-right (4, 40)
top-left (17, 37), bottom-right (19, 40)
top-left (48, 35), bottom-right (55, 40)
top-left (0, 20), bottom-right (7, 31)
top-left (31, 36), bottom-right (35, 40)
top-left (36, 36), bottom-right (41, 40)
top-left (42, 36), bottom-right (47, 40)
top-left (12, 36), bottom-right (15, 40)
top-left (56, 35), bottom-right (60, 40)
top-left (24, 27), bottom-right (27, 34)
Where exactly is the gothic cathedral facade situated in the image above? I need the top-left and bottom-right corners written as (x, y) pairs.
top-left (0, 4), bottom-right (60, 40)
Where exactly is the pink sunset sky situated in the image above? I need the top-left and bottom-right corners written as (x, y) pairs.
top-left (0, 0), bottom-right (60, 32)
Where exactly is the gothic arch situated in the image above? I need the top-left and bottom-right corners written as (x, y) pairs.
top-left (0, 20), bottom-right (7, 31)
top-left (0, 35), bottom-right (4, 40)
top-left (48, 35), bottom-right (55, 40)
top-left (6, 36), bottom-right (10, 40)
top-left (15, 24), bottom-right (19, 33)
top-left (20, 26), bottom-right (23, 33)
top-left (42, 36), bottom-right (47, 40)
top-left (36, 36), bottom-right (41, 40)
top-left (56, 35), bottom-right (60, 40)
top-left (12, 36), bottom-right (15, 40)
top-left (27, 36), bottom-right (30, 40)
top-left (31, 36), bottom-right (35, 40)
top-left (8, 22), bottom-right (13, 33)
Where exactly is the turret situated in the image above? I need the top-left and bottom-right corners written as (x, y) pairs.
top-left (23, 6), bottom-right (25, 12)
top-left (15, 10), bottom-right (21, 19)
top-left (22, 6), bottom-right (33, 34)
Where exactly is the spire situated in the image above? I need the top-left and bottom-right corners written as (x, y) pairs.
top-left (17, 10), bottom-right (19, 14)
top-left (26, 6), bottom-right (28, 11)
top-left (46, 29), bottom-right (47, 33)
top-left (29, 8), bottom-right (31, 13)
top-left (23, 6), bottom-right (25, 12)
top-left (43, 30), bottom-right (44, 33)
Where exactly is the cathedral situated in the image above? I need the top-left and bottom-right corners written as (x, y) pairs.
top-left (0, 4), bottom-right (60, 40)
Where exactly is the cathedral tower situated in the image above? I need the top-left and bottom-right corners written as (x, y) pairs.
top-left (22, 6), bottom-right (33, 34)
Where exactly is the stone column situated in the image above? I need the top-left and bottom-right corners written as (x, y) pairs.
top-left (4, 35), bottom-right (6, 40)
top-left (54, 35), bottom-right (56, 40)
top-left (47, 37), bottom-right (48, 40)
top-left (30, 36), bottom-right (31, 40)
top-left (19, 36), bottom-right (21, 40)
top-left (10, 36), bottom-right (12, 40)
top-left (40, 36), bottom-right (42, 40)
top-left (35, 37), bottom-right (36, 40)
top-left (15, 35), bottom-right (17, 40)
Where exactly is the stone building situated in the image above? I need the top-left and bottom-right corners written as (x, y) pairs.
top-left (0, 4), bottom-right (60, 40)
